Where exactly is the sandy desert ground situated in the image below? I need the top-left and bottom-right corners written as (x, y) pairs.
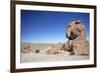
top-left (21, 43), bottom-right (89, 63)
top-left (21, 53), bottom-right (89, 63)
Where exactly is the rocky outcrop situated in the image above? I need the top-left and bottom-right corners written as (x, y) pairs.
top-left (21, 44), bottom-right (32, 53)
top-left (63, 20), bottom-right (89, 55)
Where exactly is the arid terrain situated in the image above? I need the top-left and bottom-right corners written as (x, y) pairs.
top-left (21, 43), bottom-right (89, 63)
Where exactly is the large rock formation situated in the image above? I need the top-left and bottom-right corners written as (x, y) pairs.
top-left (63, 20), bottom-right (89, 55)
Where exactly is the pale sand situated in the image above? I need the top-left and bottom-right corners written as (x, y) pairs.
top-left (21, 53), bottom-right (89, 63)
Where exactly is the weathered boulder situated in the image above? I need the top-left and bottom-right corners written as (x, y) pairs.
top-left (64, 20), bottom-right (89, 55)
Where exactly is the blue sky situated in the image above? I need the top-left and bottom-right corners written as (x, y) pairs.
top-left (21, 10), bottom-right (90, 43)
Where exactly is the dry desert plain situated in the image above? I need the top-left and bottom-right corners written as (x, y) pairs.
top-left (21, 43), bottom-right (89, 63)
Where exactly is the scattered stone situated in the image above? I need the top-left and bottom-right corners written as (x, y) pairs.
top-left (35, 50), bottom-right (40, 53)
